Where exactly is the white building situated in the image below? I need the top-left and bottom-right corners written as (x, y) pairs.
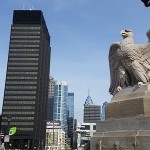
top-left (76, 123), bottom-right (96, 148)
top-left (45, 121), bottom-right (66, 150)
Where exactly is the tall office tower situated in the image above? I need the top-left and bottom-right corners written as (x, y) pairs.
top-left (83, 92), bottom-right (101, 123)
top-left (47, 76), bottom-right (55, 121)
top-left (67, 92), bottom-right (74, 149)
top-left (1, 10), bottom-right (50, 149)
top-left (53, 81), bottom-right (68, 133)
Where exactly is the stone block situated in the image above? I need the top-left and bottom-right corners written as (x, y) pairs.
top-left (90, 130), bottom-right (150, 150)
top-left (106, 84), bottom-right (150, 119)
top-left (96, 116), bottom-right (150, 132)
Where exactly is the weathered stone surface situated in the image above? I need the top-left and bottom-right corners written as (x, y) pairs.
top-left (98, 83), bottom-right (150, 150)
top-left (111, 84), bottom-right (150, 102)
top-left (96, 116), bottom-right (150, 132)
top-left (91, 29), bottom-right (150, 150)
top-left (91, 130), bottom-right (150, 150)
top-left (106, 84), bottom-right (150, 119)
top-left (109, 29), bottom-right (150, 95)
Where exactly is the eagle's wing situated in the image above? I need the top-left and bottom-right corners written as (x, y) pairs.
top-left (109, 42), bottom-right (123, 95)
top-left (139, 43), bottom-right (150, 71)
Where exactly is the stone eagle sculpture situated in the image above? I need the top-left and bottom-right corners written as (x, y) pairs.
top-left (141, 0), bottom-right (150, 7)
top-left (109, 29), bottom-right (150, 95)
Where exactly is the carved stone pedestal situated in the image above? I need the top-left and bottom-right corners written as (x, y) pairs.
top-left (91, 116), bottom-right (150, 150)
top-left (91, 130), bottom-right (150, 150)
top-left (91, 84), bottom-right (150, 150)
top-left (106, 84), bottom-right (150, 119)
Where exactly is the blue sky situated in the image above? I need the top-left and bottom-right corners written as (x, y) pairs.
top-left (0, 0), bottom-right (149, 122)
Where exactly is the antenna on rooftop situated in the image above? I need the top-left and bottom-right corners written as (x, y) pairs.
top-left (23, 4), bottom-right (25, 10)
top-left (29, 5), bottom-right (35, 10)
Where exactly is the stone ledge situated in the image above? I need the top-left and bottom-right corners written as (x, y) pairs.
top-left (112, 84), bottom-right (150, 102)
top-left (96, 116), bottom-right (150, 132)
top-left (93, 130), bottom-right (150, 137)
top-left (91, 130), bottom-right (150, 150)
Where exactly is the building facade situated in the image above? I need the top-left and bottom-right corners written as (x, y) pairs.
top-left (47, 76), bottom-right (55, 121)
top-left (84, 105), bottom-right (101, 123)
top-left (53, 81), bottom-right (68, 133)
top-left (76, 123), bottom-right (96, 149)
top-left (45, 121), bottom-right (66, 150)
top-left (83, 93), bottom-right (101, 123)
top-left (1, 10), bottom-right (50, 149)
top-left (67, 92), bottom-right (74, 149)
top-left (73, 119), bottom-right (78, 150)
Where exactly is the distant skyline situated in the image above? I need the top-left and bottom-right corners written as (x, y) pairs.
top-left (0, 0), bottom-right (149, 122)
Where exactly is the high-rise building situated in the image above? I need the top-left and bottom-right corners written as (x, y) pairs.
top-left (84, 91), bottom-right (93, 106)
top-left (67, 92), bottom-right (74, 149)
top-left (47, 76), bottom-right (55, 121)
top-left (1, 10), bottom-right (50, 149)
top-left (53, 81), bottom-right (68, 132)
top-left (67, 93), bottom-right (74, 119)
top-left (83, 92), bottom-right (101, 123)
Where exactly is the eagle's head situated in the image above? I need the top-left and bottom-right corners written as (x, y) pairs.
top-left (120, 29), bottom-right (133, 39)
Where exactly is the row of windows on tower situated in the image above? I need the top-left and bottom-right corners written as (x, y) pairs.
top-left (11, 35), bottom-right (40, 38)
top-left (5, 87), bottom-right (36, 90)
top-left (6, 81), bottom-right (37, 84)
top-left (7, 72), bottom-right (38, 75)
top-left (6, 76), bottom-right (37, 79)
top-left (1, 122), bottom-right (34, 125)
top-left (3, 111), bottom-right (35, 114)
top-left (2, 116), bottom-right (34, 120)
top-left (4, 96), bottom-right (36, 99)
top-left (7, 67), bottom-right (38, 70)
top-left (10, 49), bottom-right (39, 52)
top-left (12, 26), bottom-right (41, 29)
top-left (11, 40), bottom-right (40, 43)
top-left (4, 101), bottom-right (35, 104)
top-left (5, 91), bottom-right (36, 94)
top-left (10, 44), bottom-right (40, 48)
top-left (9, 53), bottom-right (39, 57)
top-left (9, 58), bottom-right (39, 61)
top-left (11, 31), bottom-right (40, 34)
top-left (3, 106), bottom-right (35, 109)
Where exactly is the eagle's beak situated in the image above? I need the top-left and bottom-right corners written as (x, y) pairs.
top-left (120, 30), bottom-right (126, 36)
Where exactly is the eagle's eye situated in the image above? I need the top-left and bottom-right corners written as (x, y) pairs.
top-left (125, 30), bottom-right (131, 32)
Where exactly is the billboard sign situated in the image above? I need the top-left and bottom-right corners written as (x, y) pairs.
top-left (4, 135), bottom-right (10, 142)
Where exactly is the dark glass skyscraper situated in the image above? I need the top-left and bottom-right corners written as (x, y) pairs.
top-left (47, 76), bottom-right (55, 121)
top-left (67, 92), bottom-right (74, 149)
top-left (1, 10), bottom-right (50, 149)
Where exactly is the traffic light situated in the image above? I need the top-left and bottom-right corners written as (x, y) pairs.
top-left (141, 0), bottom-right (150, 7)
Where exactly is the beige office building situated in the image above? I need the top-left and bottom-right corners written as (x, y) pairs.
top-left (45, 121), bottom-right (66, 150)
